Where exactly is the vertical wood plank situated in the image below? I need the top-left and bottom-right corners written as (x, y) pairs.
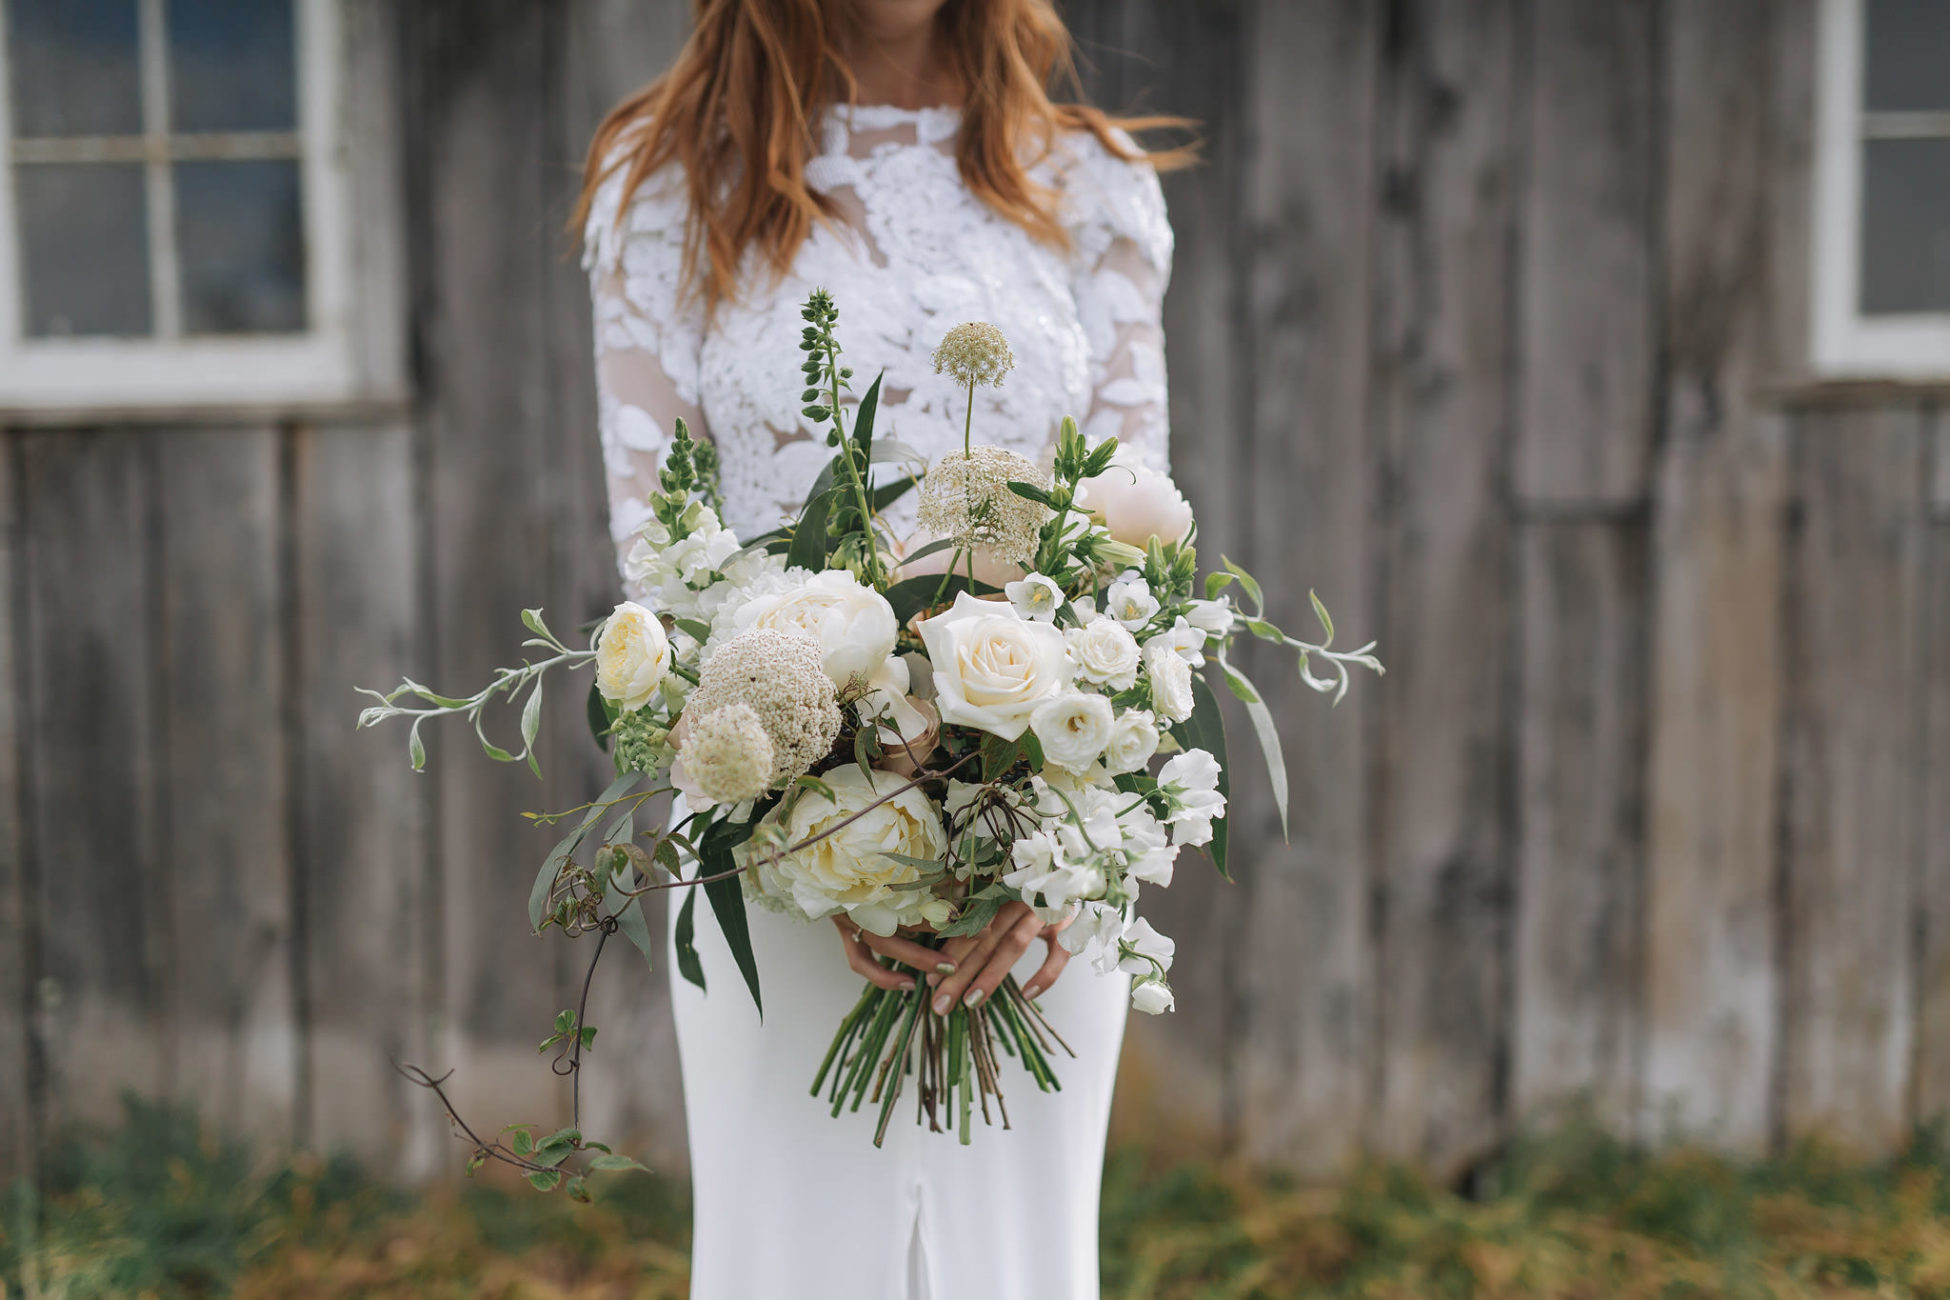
top-left (1514, 0), bottom-right (1658, 505)
top-left (18, 432), bottom-right (169, 1130)
top-left (1640, 0), bottom-right (1788, 1151)
top-left (155, 429), bottom-right (297, 1145)
top-left (1511, 521), bottom-right (1647, 1125)
top-left (1781, 409), bottom-right (1925, 1152)
top-left (1920, 409), bottom-right (1950, 1118)
top-left (1367, 0), bottom-right (1520, 1174)
top-left (1229, 0), bottom-right (1383, 1172)
top-left (0, 432), bottom-right (34, 1178)
top-left (291, 423), bottom-right (438, 1176)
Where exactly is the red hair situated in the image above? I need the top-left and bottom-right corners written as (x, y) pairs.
top-left (571, 0), bottom-right (1190, 305)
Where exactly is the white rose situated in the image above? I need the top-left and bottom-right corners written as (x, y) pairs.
top-left (731, 569), bottom-right (897, 692)
top-left (1030, 692), bottom-right (1115, 773)
top-left (1143, 640), bottom-right (1196, 723)
top-left (1076, 459), bottom-right (1194, 546)
top-left (1185, 597), bottom-right (1236, 636)
top-left (916, 591), bottom-right (1071, 740)
top-left (1104, 576), bottom-right (1160, 631)
top-left (1065, 618), bottom-right (1141, 690)
top-left (1104, 709), bottom-right (1160, 774)
top-left (1130, 978), bottom-right (1176, 1015)
top-left (594, 601), bottom-right (672, 712)
top-left (743, 765), bottom-right (948, 936)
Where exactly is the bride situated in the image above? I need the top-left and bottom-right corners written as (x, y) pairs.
top-left (575, 1), bottom-right (1179, 1295)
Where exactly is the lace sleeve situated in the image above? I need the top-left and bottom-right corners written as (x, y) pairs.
top-left (1067, 133), bottom-right (1175, 471)
top-left (583, 153), bottom-right (710, 592)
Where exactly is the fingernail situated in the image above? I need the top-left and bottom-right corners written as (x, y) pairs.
top-left (933, 994), bottom-right (952, 1014)
top-left (900, 978), bottom-right (916, 991)
top-left (963, 988), bottom-right (985, 1008)
top-left (926, 972), bottom-right (941, 987)
top-left (1022, 985), bottom-right (1041, 1000)
top-left (936, 962), bottom-right (957, 975)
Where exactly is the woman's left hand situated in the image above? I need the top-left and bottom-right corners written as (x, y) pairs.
top-left (926, 901), bottom-right (1072, 1013)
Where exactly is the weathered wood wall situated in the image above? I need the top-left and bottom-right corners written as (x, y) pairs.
top-left (2, 0), bottom-right (1944, 1185)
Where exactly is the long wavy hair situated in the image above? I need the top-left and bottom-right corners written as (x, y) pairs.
top-left (571, 0), bottom-right (1190, 306)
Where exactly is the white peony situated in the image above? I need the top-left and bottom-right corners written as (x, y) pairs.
top-left (916, 591), bottom-right (1071, 741)
top-left (1130, 978), bottom-right (1176, 1015)
top-left (1143, 640), bottom-right (1197, 723)
top-left (1065, 617), bottom-right (1141, 690)
top-left (1103, 709), bottom-right (1160, 774)
top-left (1076, 459), bottom-right (1194, 546)
top-left (1004, 573), bottom-right (1065, 622)
top-left (1103, 576), bottom-right (1160, 631)
top-left (1029, 692), bottom-right (1114, 773)
top-left (724, 568), bottom-right (898, 693)
top-left (743, 765), bottom-right (949, 936)
top-left (594, 601), bottom-right (672, 712)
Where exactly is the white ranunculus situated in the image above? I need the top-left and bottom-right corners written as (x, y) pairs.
top-left (1118, 916), bottom-right (1177, 976)
top-left (1103, 576), bottom-right (1160, 631)
top-left (1004, 573), bottom-right (1065, 622)
top-left (743, 765), bottom-right (948, 936)
top-left (1143, 640), bottom-right (1196, 723)
top-left (1130, 978), bottom-right (1176, 1015)
top-left (729, 568), bottom-right (898, 693)
top-left (1065, 617), bottom-right (1141, 690)
top-left (1030, 692), bottom-right (1115, 773)
top-left (1077, 459), bottom-right (1194, 546)
top-left (1185, 597), bottom-right (1236, 636)
top-left (594, 601), bottom-right (672, 712)
top-left (1104, 709), bottom-right (1160, 774)
top-left (916, 591), bottom-right (1071, 740)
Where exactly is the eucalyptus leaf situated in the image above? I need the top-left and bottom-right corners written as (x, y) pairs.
top-left (699, 818), bottom-right (763, 1015)
top-left (520, 677), bottom-right (544, 751)
top-left (674, 887), bottom-right (706, 992)
top-left (1221, 659), bottom-right (1287, 841)
top-left (610, 891), bottom-right (656, 975)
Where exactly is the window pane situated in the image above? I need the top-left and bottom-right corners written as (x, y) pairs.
top-left (1860, 138), bottom-right (1950, 315)
top-left (7, 0), bottom-right (141, 137)
top-left (1864, 0), bottom-right (1950, 113)
top-left (175, 160), bottom-right (304, 333)
top-left (167, 0), bottom-right (297, 133)
top-left (16, 163), bottom-right (151, 337)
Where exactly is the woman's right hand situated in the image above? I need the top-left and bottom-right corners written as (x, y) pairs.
top-left (830, 915), bottom-right (955, 992)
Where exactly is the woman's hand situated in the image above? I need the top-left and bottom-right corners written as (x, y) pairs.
top-left (830, 915), bottom-right (956, 992)
top-left (926, 902), bottom-right (1071, 1013)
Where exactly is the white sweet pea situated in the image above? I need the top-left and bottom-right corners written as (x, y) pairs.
top-left (1104, 576), bottom-right (1160, 630)
top-left (1004, 573), bottom-right (1065, 621)
top-left (1143, 640), bottom-right (1197, 723)
top-left (1118, 916), bottom-right (1177, 976)
top-left (916, 591), bottom-right (1071, 740)
top-left (727, 568), bottom-right (898, 693)
top-left (1185, 597), bottom-right (1236, 636)
top-left (1057, 901), bottom-right (1126, 972)
top-left (1158, 748), bottom-right (1227, 846)
top-left (1130, 978), bottom-right (1176, 1015)
top-left (1064, 617), bottom-right (1141, 690)
top-left (1121, 808), bottom-right (1178, 887)
top-left (1104, 709), bottom-right (1161, 775)
top-left (594, 601), bottom-right (672, 712)
top-left (1030, 692), bottom-right (1115, 773)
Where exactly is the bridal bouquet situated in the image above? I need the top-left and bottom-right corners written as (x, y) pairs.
top-left (359, 290), bottom-right (1379, 1162)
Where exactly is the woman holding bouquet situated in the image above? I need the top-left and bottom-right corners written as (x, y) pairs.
top-left (576, 1), bottom-right (1179, 1295)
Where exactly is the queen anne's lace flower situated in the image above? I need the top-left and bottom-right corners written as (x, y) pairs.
top-left (931, 321), bottom-right (1015, 389)
top-left (916, 446), bottom-right (1053, 568)
top-left (680, 703), bottom-right (774, 805)
top-left (687, 628), bottom-right (841, 786)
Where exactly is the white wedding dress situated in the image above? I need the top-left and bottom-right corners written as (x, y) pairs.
top-left (584, 103), bottom-right (1173, 1300)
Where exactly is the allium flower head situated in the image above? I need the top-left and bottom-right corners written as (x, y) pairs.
top-left (915, 445), bottom-right (1053, 568)
top-left (688, 628), bottom-right (841, 786)
top-left (932, 321), bottom-right (1015, 389)
top-left (681, 703), bottom-right (774, 805)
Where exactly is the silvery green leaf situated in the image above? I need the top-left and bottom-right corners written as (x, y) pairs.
top-left (1220, 558), bottom-right (1264, 618)
top-left (408, 722), bottom-right (427, 772)
top-left (871, 437), bottom-right (927, 468)
top-left (1308, 589), bottom-right (1335, 643)
top-left (1221, 659), bottom-right (1288, 839)
top-left (521, 677), bottom-right (544, 751)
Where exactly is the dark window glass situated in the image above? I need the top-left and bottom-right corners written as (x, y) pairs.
top-left (175, 160), bottom-right (305, 333)
top-left (167, 0), bottom-right (297, 132)
top-left (7, 0), bottom-right (142, 137)
top-left (1859, 138), bottom-right (1950, 314)
top-left (17, 163), bottom-right (151, 336)
top-left (1864, 0), bottom-right (1950, 114)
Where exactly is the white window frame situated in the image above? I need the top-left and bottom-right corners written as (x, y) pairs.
top-left (1811, 0), bottom-right (1950, 379)
top-left (0, 0), bottom-right (403, 416)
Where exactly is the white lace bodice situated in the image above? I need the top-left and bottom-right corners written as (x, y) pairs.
top-left (583, 104), bottom-right (1173, 579)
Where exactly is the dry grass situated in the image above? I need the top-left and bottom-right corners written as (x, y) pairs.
top-left (8, 1098), bottom-right (1950, 1297)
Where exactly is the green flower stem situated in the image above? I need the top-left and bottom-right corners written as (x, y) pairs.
top-left (826, 338), bottom-right (888, 591)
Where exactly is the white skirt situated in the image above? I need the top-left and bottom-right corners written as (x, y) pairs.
top-left (669, 879), bottom-right (1131, 1300)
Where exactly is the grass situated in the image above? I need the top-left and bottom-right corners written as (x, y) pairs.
top-left (8, 1098), bottom-right (1950, 1297)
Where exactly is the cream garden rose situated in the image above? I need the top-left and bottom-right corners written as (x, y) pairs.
top-left (727, 568), bottom-right (898, 693)
top-left (916, 591), bottom-right (1071, 740)
top-left (1030, 692), bottom-right (1115, 773)
top-left (594, 601), bottom-right (672, 712)
top-left (1076, 458), bottom-right (1194, 546)
top-left (744, 765), bottom-right (951, 936)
